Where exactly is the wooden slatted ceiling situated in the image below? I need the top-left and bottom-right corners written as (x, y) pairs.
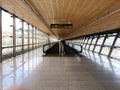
top-left (25, 0), bottom-right (120, 39)
top-left (0, 0), bottom-right (57, 38)
top-left (0, 0), bottom-right (120, 39)
top-left (66, 11), bottom-right (120, 39)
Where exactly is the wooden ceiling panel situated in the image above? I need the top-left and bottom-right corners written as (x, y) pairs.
top-left (25, 0), bottom-right (120, 39)
top-left (0, 0), bottom-right (54, 37)
top-left (66, 11), bottom-right (120, 39)
top-left (0, 0), bottom-right (120, 39)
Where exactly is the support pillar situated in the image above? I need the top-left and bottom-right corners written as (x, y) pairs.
top-left (28, 24), bottom-right (30, 51)
top-left (0, 8), bottom-right (2, 62)
top-left (22, 20), bottom-right (24, 53)
top-left (13, 15), bottom-right (16, 57)
top-left (32, 26), bottom-right (34, 50)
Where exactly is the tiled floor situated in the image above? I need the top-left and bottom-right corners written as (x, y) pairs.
top-left (0, 48), bottom-right (120, 90)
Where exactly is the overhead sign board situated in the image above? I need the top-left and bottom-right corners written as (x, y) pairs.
top-left (50, 24), bottom-right (73, 29)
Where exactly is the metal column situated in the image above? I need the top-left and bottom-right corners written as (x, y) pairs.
top-left (32, 26), bottom-right (34, 50)
top-left (13, 15), bottom-right (16, 57)
top-left (0, 8), bottom-right (2, 62)
top-left (28, 24), bottom-right (30, 51)
top-left (22, 20), bottom-right (24, 53)
top-left (34, 28), bottom-right (37, 49)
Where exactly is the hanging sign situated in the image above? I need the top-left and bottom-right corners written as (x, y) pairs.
top-left (51, 24), bottom-right (73, 29)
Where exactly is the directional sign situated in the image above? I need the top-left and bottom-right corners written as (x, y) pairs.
top-left (51, 24), bottom-right (73, 29)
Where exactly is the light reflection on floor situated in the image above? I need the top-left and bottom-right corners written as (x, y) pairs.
top-left (0, 48), bottom-right (120, 90)
top-left (82, 49), bottom-right (120, 76)
top-left (0, 48), bottom-right (43, 90)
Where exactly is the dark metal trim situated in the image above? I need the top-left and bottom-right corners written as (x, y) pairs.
top-left (0, 8), bottom-right (2, 62)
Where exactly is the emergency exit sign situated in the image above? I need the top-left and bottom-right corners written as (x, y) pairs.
top-left (51, 24), bottom-right (73, 29)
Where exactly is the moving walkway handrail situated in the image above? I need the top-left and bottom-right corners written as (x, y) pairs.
top-left (66, 42), bottom-right (82, 53)
top-left (43, 42), bottom-right (57, 53)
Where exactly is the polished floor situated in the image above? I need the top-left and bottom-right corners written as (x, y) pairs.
top-left (0, 48), bottom-right (120, 90)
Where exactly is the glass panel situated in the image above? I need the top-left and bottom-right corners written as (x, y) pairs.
top-left (101, 35), bottom-right (115, 55)
top-left (111, 36), bottom-right (120, 59)
top-left (101, 46), bottom-right (110, 55)
top-left (2, 48), bottom-right (13, 57)
top-left (92, 37), bottom-right (97, 44)
top-left (79, 39), bottom-right (83, 45)
top-left (81, 38), bottom-right (85, 45)
top-left (24, 22), bottom-right (28, 45)
top-left (24, 46), bottom-right (28, 52)
top-left (111, 48), bottom-right (120, 59)
top-left (84, 38), bottom-right (88, 43)
top-left (86, 45), bottom-right (90, 49)
top-left (89, 45), bottom-right (94, 51)
top-left (97, 37), bottom-right (104, 45)
top-left (74, 45), bottom-right (82, 52)
top-left (114, 38), bottom-right (120, 47)
top-left (104, 37), bottom-right (115, 46)
top-left (2, 10), bottom-right (13, 47)
top-left (94, 46), bottom-right (101, 53)
top-left (16, 18), bottom-right (22, 45)
top-left (16, 46), bottom-right (22, 54)
top-left (29, 25), bottom-right (32, 44)
top-left (2, 10), bottom-right (13, 56)
top-left (87, 37), bottom-right (92, 44)
top-left (83, 38), bottom-right (88, 48)
top-left (94, 37), bottom-right (104, 52)
top-left (30, 45), bottom-right (32, 50)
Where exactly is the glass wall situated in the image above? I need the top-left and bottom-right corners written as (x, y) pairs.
top-left (34, 28), bottom-right (37, 49)
top-left (2, 10), bottom-right (13, 57)
top-left (29, 25), bottom-right (33, 50)
top-left (66, 32), bottom-right (120, 60)
top-left (111, 37), bottom-right (120, 59)
top-left (16, 17), bottom-right (22, 55)
top-left (24, 22), bottom-right (28, 52)
top-left (1, 9), bottom-right (48, 60)
top-left (94, 35), bottom-right (104, 53)
top-left (101, 33), bottom-right (116, 55)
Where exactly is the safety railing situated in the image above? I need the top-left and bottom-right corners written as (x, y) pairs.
top-left (66, 42), bottom-right (82, 53)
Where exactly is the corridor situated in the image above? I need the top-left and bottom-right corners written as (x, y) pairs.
top-left (1, 47), bottom-right (120, 90)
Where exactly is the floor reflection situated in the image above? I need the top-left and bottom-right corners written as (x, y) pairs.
top-left (0, 48), bottom-right (120, 90)
top-left (82, 49), bottom-right (120, 76)
top-left (1, 48), bottom-right (43, 90)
